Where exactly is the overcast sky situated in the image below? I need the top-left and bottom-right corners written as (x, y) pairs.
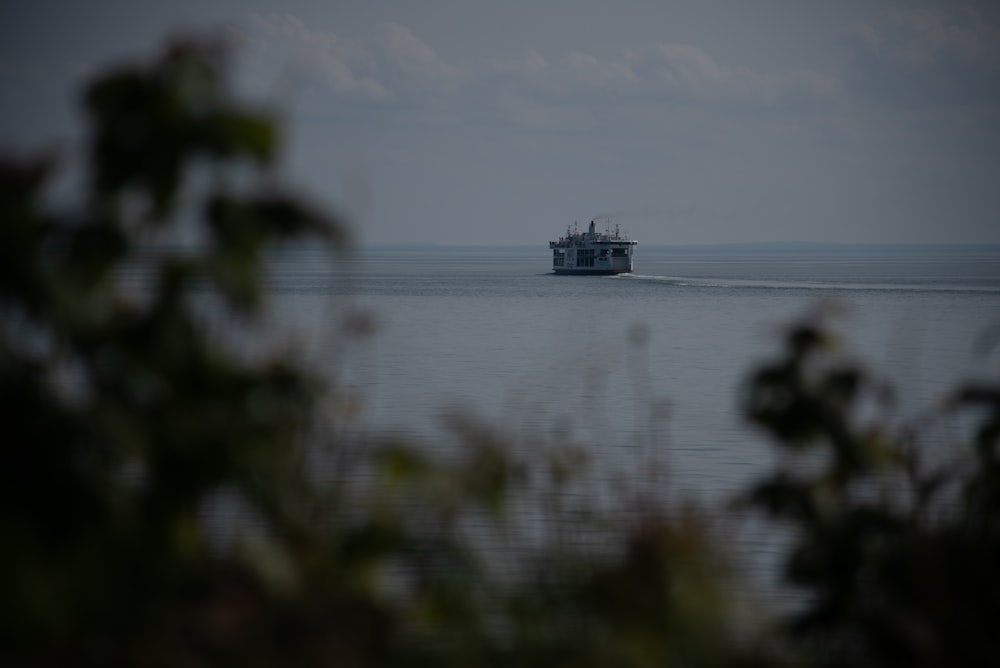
top-left (2, 1), bottom-right (999, 246)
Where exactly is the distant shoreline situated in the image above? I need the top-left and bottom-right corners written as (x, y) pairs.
top-left (359, 242), bottom-right (1000, 255)
top-left (122, 242), bottom-right (1000, 256)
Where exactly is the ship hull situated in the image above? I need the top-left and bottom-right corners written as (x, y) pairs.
top-left (552, 268), bottom-right (633, 276)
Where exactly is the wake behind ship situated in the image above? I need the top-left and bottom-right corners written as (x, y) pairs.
top-left (549, 219), bottom-right (637, 275)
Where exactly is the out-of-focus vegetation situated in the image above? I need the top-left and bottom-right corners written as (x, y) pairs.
top-left (743, 309), bottom-right (1000, 667)
top-left (1, 39), bottom-right (998, 667)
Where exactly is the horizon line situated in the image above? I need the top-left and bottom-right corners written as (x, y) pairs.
top-left (359, 241), bottom-right (1000, 252)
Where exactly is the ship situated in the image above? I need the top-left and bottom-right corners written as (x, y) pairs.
top-left (549, 219), bottom-right (637, 275)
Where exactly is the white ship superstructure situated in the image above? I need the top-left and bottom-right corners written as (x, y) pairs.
top-left (549, 219), bottom-right (637, 275)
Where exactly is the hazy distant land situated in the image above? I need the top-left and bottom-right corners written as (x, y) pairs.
top-left (361, 242), bottom-right (1000, 255)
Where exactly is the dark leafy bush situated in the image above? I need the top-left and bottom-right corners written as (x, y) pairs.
top-left (0, 39), bottom-right (759, 668)
top-left (2, 37), bottom-right (998, 668)
top-left (744, 309), bottom-right (1000, 667)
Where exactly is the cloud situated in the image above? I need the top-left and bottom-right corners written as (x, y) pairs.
top-left (231, 13), bottom-right (836, 129)
top-left (627, 43), bottom-right (839, 111)
top-left (374, 22), bottom-right (465, 92)
top-left (231, 15), bottom-right (472, 113)
top-left (840, 7), bottom-right (1000, 105)
top-left (494, 48), bottom-right (548, 77)
top-left (228, 14), bottom-right (389, 106)
top-left (490, 41), bottom-right (836, 121)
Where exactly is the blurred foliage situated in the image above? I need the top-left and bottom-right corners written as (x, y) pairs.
top-left (0, 39), bottom-right (761, 668)
top-left (743, 306), bottom-right (1000, 667)
top-left (2, 37), bottom-right (998, 668)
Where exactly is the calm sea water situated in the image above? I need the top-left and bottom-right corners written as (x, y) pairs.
top-left (262, 246), bottom-right (1000, 600)
top-left (267, 246), bottom-right (999, 486)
